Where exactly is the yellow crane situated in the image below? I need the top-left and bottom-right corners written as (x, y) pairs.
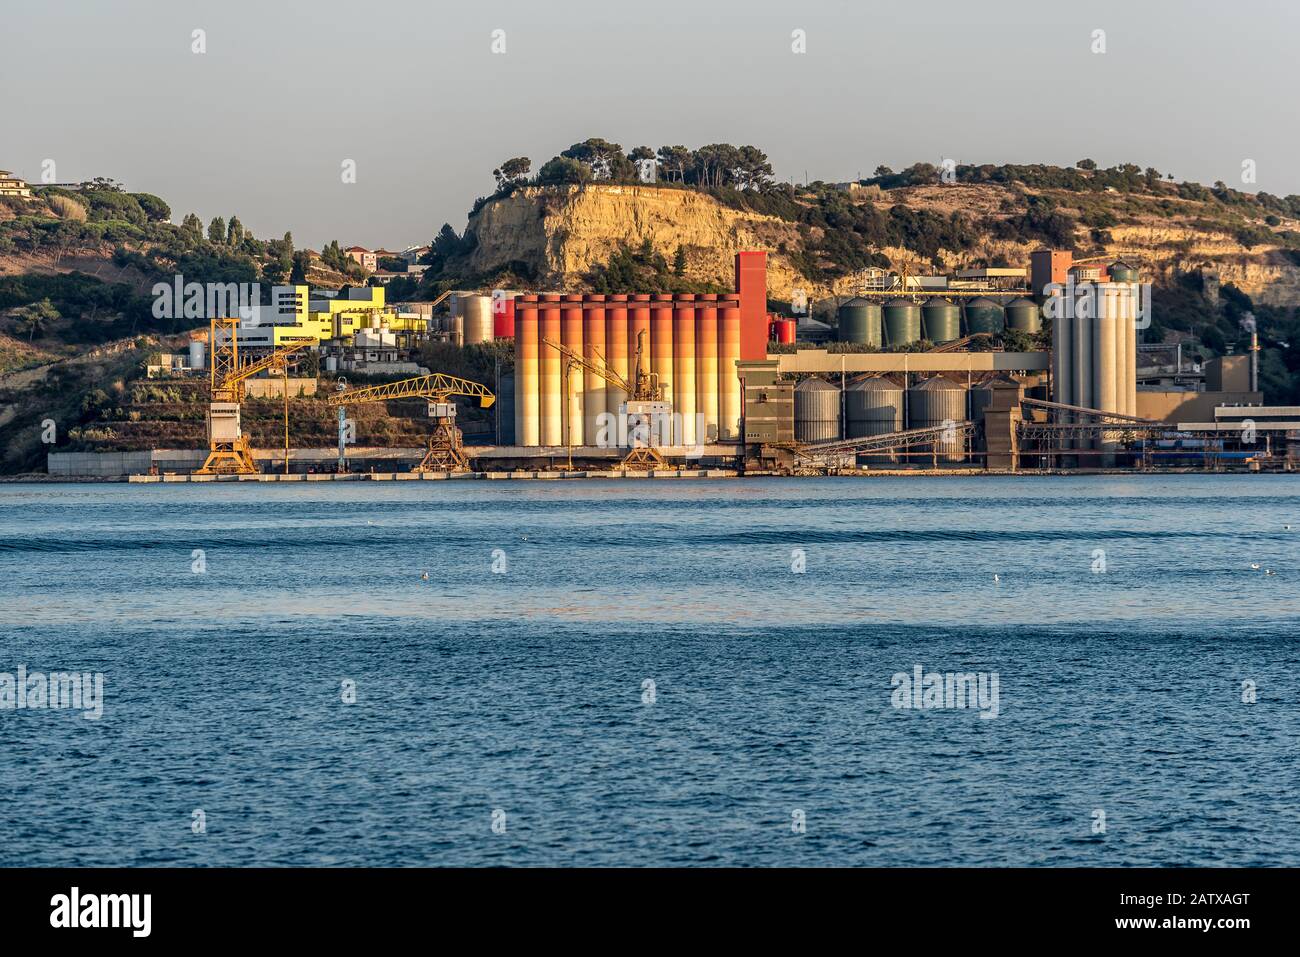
top-left (542, 330), bottom-right (669, 469)
top-left (326, 372), bottom-right (494, 472)
top-left (197, 317), bottom-right (309, 475)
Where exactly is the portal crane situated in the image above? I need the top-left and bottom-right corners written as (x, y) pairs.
top-left (197, 317), bottom-right (309, 475)
top-left (542, 330), bottom-right (669, 469)
top-left (326, 372), bottom-right (495, 472)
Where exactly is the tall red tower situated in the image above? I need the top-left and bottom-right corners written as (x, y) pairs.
top-left (735, 251), bottom-right (768, 360)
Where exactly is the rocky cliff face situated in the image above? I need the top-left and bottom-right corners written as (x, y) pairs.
top-left (467, 185), bottom-right (813, 297)
top-left (464, 183), bottom-right (1300, 306)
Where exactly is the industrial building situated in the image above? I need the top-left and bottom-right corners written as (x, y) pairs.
top-left (53, 245), bottom-right (1300, 479)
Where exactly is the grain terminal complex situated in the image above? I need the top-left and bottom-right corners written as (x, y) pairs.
top-left (49, 250), bottom-right (1300, 479)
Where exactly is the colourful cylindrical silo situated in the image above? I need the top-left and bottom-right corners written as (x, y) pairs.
top-left (539, 296), bottom-right (562, 447)
top-left (775, 318), bottom-right (797, 344)
top-left (606, 295), bottom-right (630, 419)
top-left (674, 296), bottom-right (697, 445)
top-left (583, 296), bottom-right (607, 444)
top-left (629, 295), bottom-right (651, 397)
top-left (561, 295), bottom-right (585, 446)
top-left (719, 295), bottom-right (741, 440)
top-left (651, 294), bottom-right (674, 411)
top-left (516, 295), bottom-right (539, 446)
top-left (493, 295), bottom-right (516, 339)
top-left (696, 294), bottom-right (719, 443)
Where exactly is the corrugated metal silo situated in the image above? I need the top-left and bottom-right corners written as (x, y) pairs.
top-left (845, 376), bottom-right (903, 437)
top-left (837, 298), bottom-right (881, 346)
top-left (964, 297), bottom-right (1005, 335)
top-left (1004, 298), bottom-right (1041, 334)
top-left (846, 375), bottom-right (904, 465)
top-left (970, 374), bottom-right (1016, 425)
top-left (794, 378), bottom-right (841, 443)
top-left (921, 298), bottom-right (960, 343)
top-left (907, 376), bottom-right (968, 462)
top-left (882, 302), bottom-right (921, 348)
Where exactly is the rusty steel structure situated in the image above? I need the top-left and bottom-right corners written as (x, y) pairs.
top-left (326, 373), bottom-right (494, 472)
top-left (197, 318), bottom-right (308, 475)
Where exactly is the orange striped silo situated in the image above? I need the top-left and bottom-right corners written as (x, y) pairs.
top-left (606, 294), bottom-right (630, 417)
top-left (673, 295), bottom-right (697, 446)
top-left (538, 295), bottom-right (562, 447)
top-left (516, 294), bottom-right (540, 446)
top-left (561, 294), bottom-right (585, 446)
top-left (696, 294), bottom-right (719, 443)
top-left (629, 295), bottom-right (652, 395)
top-left (719, 294), bottom-right (741, 440)
top-left (583, 295), bottom-right (606, 443)
top-left (651, 294), bottom-right (674, 411)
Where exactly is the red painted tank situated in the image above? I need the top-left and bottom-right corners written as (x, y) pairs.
top-left (492, 295), bottom-right (515, 339)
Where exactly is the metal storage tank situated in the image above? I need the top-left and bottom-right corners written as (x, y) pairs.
top-left (651, 295), bottom-right (674, 410)
top-left (964, 297), bottom-right (1005, 335)
top-left (845, 376), bottom-right (904, 465)
top-left (495, 373), bottom-right (516, 445)
top-left (515, 295), bottom-right (540, 446)
top-left (188, 338), bottom-right (205, 370)
top-left (1109, 261), bottom-right (1139, 283)
top-left (696, 294), bottom-right (720, 442)
top-left (583, 296), bottom-right (607, 441)
top-left (845, 376), bottom-right (903, 437)
top-left (794, 378), bottom-right (841, 443)
top-left (970, 375), bottom-right (1016, 424)
top-left (462, 294), bottom-right (494, 345)
top-left (907, 376), bottom-right (968, 463)
top-left (921, 299), bottom-right (960, 343)
top-left (1004, 298), bottom-right (1041, 334)
top-left (538, 296), bottom-right (562, 446)
top-left (492, 295), bottom-right (515, 339)
top-left (561, 295), bottom-right (585, 445)
top-left (718, 295), bottom-right (741, 440)
top-left (882, 301), bottom-right (921, 348)
top-left (673, 296), bottom-right (697, 445)
top-left (606, 295), bottom-right (630, 418)
top-left (837, 298), bottom-right (882, 346)
top-left (774, 318), bottom-right (797, 344)
top-left (628, 295), bottom-right (651, 396)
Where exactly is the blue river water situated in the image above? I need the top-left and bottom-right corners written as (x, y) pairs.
top-left (1, 475), bottom-right (1298, 867)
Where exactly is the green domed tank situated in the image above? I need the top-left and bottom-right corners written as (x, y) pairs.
top-left (882, 301), bottom-right (921, 348)
top-left (1109, 261), bottom-right (1139, 283)
top-left (964, 296), bottom-right (1005, 335)
top-left (1004, 298), bottom-right (1041, 334)
top-left (836, 298), bottom-right (882, 346)
top-left (921, 299), bottom-right (961, 343)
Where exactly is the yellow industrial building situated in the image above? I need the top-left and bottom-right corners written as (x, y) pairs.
top-left (227, 285), bottom-right (427, 350)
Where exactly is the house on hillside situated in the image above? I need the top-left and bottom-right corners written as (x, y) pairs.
top-left (0, 170), bottom-right (32, 198)
top-left (345, 246), bottom-right (376, 272)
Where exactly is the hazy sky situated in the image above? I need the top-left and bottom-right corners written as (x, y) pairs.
top-left (4, 0), bottom-right (1296, 249)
